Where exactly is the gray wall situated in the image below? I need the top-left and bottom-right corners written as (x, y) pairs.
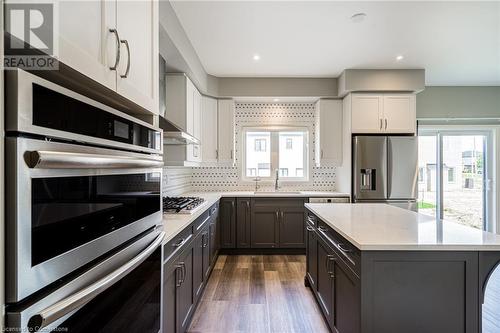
top-left (417, 86), bottom-right (500, 119)
top-left (217, 77), bottom-right (337, 98)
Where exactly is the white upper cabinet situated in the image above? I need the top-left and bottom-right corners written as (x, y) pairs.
top-left (315, 99), bottom-right (343, 166)
top-left (201, 96), bottom-right (218, 163)
top-left (165, 74), bottom-right (201, 139)
top-left (58, 0), bottom-right (158, 115)
top-left (350, 93), bottom-right (416, 134)
top-left (382, 95), bottom-right (416, 133)
top-left (217, 99), bottom-right (236, 165)
top-left (164, 74), bottom-right (202, 165)
top-left (58, 0), bottom-right (117, 91)
top-left (351, 94), bottom-right (384, 133)
top-left (116, 0), bottom-right (159, 114)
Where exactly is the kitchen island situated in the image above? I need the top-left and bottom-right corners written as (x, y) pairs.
top-left (304, 203), bottom-right (500, 333)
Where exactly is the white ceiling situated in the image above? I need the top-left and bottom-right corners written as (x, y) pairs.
top-left (171, 1), bottom-right (500, 85)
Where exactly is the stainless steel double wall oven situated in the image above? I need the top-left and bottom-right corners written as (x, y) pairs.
top-left (5, 69), bottom-right (165, 332)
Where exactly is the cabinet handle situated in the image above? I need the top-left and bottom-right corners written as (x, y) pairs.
top-left (120, 39), bottom-right (131, 78)
top-left (385, 118), bottom-right (388, 130)
top-left (173, 238), bottom-right (185, 247)
top-left (275, 210), bottom-right (279, 222)
top-left (175, 264), bottom-right (183, 287)
top-left (246, 201), bottom-right (250, 210)
top-left (109, 29), bottom-right (121, 70)
top-left (379, 118), bottom-right (383, 130)
top-left (180, 262), bottom-right (186, 284)
top-left (321, 149), bottom-right (324, 159)
top-left (318, 226), bottom-right (328, 233)
top-left (230, 150), bottom-right (233, 159)
top-left (216, 149), bottom-right (219, 160)
top-left (337, 243), bottom-right (352, 253)
top-left (280, 210), bottom-right (284, 221)
top-left (327, 255), bottom-right (336, 278)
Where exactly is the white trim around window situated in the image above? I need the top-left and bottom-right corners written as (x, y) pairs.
top-left (240, 126), bottom-right (311, 183)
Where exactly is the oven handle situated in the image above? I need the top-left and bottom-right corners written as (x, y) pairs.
top-left (28, 150), bottom-right (164, 169)
top-left (27, 231), bottom-right (165, 331)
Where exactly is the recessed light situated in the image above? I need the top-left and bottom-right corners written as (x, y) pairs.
top-left (396, 55), bottom-right (404, 61)
top-left (350, 13), bottom-right (367, 23)
top-left (273, 98), bottom-right (280, 102)
top-left (253, 54), bottom-right (260, 61)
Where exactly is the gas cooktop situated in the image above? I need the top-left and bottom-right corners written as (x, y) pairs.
top-left (163, 196), bottom-right (206, 214)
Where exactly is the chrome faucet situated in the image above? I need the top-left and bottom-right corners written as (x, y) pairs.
top-left (275, 169), bottom-right (280, 191)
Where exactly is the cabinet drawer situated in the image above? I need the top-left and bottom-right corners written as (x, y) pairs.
top-left (194, 209), bottom-right (211, 232)
top-left (316, 220), bottom-right (360, 276)
top-left (209, 202), bottom-right (219, 216)
top-left (252, 198), bottom-right (305, 208)
top-left (163, 226), bottom-right (193, 263)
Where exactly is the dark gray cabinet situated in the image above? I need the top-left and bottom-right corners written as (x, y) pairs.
top-left (279, 206), bottom-right (305, 247)
top-left (236, 198), bottom-right (251, 248)
top-left (163, 243), bottom-right (195, 333)
top-left (193, 224), bottom-right (209, 301)
top-left (316, 236), bottom-right (335, 326)
top-left (305, 208), bottom-right (497, 333)
top-left (219, 198), bottom-right (236, 248)
top-left (305, 221), bottom-right (318, 289)
top-left (163, 203), bottom-right (220, 333)
top-left (250, 202), bottom-right (279, 248)
top-left (250, 198), bottom-right (306, 249)
top-left (332, 252), bottom-right (360, 333)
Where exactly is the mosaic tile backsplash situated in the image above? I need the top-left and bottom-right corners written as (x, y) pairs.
top-left (190, 102), bottom-right (337, 192)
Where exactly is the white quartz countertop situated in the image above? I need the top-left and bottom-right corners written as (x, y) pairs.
top-left (305, 203), bottom-right (500, 251)
top-left (162, 193), bottom-right (221, 244)
top-left (189, 191), bottom-right (350, 198)
top-left (161, 191), bottom-right (349, 244)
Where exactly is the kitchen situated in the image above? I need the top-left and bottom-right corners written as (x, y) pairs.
top-left (1, 1), bottom-right (500, 333)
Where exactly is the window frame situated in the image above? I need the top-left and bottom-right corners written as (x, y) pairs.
top-left (419, 125), bottom-right (497, 232)
top-left (240, 126), bottom-right (310, 182)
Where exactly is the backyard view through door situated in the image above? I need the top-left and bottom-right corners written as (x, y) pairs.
top-left (418, 131), bottom-right (488, 229)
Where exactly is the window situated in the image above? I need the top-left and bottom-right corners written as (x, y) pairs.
top-left (447, 167), bottom-right (455, 182)
top-left (243, 127), bottom-right (309, 181)
top-left (255, 138), bottom-right (267, 152)
top-left (418, 127), bottom-right (495, 231)
top-left (418, 167), bottom-right (424, 182)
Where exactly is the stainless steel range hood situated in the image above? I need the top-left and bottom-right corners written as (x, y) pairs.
top-left (159, 116), bottom-right (200, 145)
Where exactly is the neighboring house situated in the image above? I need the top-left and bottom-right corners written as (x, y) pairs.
top-left (418, 138), bottom-right (483, 193)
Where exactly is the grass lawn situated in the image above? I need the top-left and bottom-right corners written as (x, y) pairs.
top-left (418, 202), bottom-right (436, 209)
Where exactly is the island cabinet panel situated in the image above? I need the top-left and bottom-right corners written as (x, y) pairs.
top-left (236, 198), bottom-right (251, 248)
top-left (306, 221), bottom-right (318, 288)
top-left (332, 250), bottom-right (361, 333)
top-left (219, 198), bottom-right (236, 248)
top-left (316, 236), bottom-right (335, 326)
top-left (361, 251), bottom-right (479, 333)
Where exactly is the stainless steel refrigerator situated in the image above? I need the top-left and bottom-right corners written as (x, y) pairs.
top-left (352, 136), bottom-right (418, 211)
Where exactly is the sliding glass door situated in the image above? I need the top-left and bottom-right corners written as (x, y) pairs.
top-left (418, 127), bottom-right (493, 231)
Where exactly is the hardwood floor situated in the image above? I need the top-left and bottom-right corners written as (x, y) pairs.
top-left (483, 265), bottom-right (500, 333)
top-left (188, 255), bottom-right (329, 333)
